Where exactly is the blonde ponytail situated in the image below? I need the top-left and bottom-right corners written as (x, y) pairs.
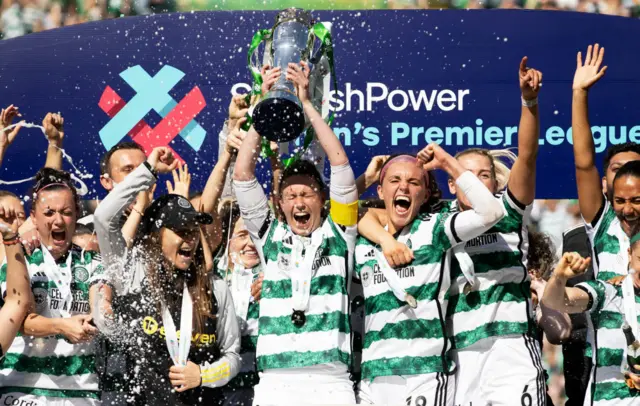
top-left (455, 148), bottom-right (517, 192)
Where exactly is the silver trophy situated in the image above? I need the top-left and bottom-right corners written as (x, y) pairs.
top-left (252, 8), bottom-right (314, 142)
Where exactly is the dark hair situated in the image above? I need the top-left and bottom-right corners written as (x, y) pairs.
top-left (138, 231), bottom-right (214, 335)
top-left (100, 142), bottom-right (145, 176)
top-left (378, 154), bottom-right (442, 213)
top-left (527, 231), bottom-right (557, 280)
top-left (30, 168), bottom-right (80, 214)
top-left (279, 159), bottom-right (325, 196)
top-left (74, 222), bottom-right (94, 236)
top-left (613, 160), bottom-right (640, 191)
top-left (603, 142), bottom-right (640, 173)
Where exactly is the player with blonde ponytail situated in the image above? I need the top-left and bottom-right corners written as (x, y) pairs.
top-left (443, 59), bottom-right (545, 406)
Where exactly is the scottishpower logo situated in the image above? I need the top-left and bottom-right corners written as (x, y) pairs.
top-left (98, 65), bottom-right (206, 162)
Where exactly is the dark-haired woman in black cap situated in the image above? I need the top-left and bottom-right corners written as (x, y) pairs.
top-left (94, 147), bottom-right (240, 406)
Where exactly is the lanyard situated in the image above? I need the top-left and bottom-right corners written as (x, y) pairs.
top-left (230, 260), bottom-right (254, 322)
top-left (161, 282), bottom-right (193, 367)
top-left (41, 247), bottom-right (74, 317)
top-left (376, 250), bottom-right (417, 308)
top-left (290, 229), bottom-right (324, 313)
top-left (622, 273), bottom-right (639, 341)
top-left (452, 244), bottom-right (477, 295)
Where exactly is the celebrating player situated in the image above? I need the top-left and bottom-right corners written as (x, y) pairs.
top-left (232, 61), bottom-right (359, 405)
top-left (354, 143), bottom-right (505, 405)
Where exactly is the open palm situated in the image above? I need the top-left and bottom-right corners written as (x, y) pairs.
top-left (573, 44), bottom-right (607, 91)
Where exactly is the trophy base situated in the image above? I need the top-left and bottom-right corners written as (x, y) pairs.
top-left (253, 97), bottom-right (305, 143)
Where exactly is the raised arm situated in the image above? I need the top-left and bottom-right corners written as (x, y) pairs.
top-left (420, 143), bottom-right (505, 241)
top-left (572, 44), bottom-right (608, 224)
top-left (0, 208), bottom-right (32, 354)
top-left (288, 62), bottom-right (348, 167)
top-left (356, 155), bottom-right (389, 197)
top-left (508, 57), bottom-right (542, 205)
top-left (43, 113), bottom-right (64, 170)
top-left (94, 147), bottom-right (177, 274)
top-left (542, 252), bottom-right (593, 314)
top-left (0, 105), bottom-right (23, 169)
top-left (121, 187), bottom-right (153, 249)
top-left (232, 126), bottom-right (270, 239)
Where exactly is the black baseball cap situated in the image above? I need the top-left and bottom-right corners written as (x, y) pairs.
top-left (141, 194), bottom-right (213, 234)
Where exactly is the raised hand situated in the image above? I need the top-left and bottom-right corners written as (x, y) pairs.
top-left (553, 252), bottom-right (591, 280)
top-left (0, 200), bottom-right (21, 240)
top-left (573, 44), bottom-right (607, 91)
top-left (147, 147), bottom-right (179, 174)
top-left (0, 105), bottom-right (23, 150)
top-left (261, 64), bottom-right (282, 95)
top-left (228, 95), bottom-right (249, 121)
top-left (225, 117), bottom-right (248, 155)
top-left (364, 155), bottom-right (390, 186)
top-left (418, 143), bottom-right (453, 172)
top-left (286, 62), bottom-right (311, 103)
top-left (166, 164), bottom-right (191, 198)
top-left (519, 57), bottom-right (543, 101)
top-left (42, 112), bottom-right (64, 146)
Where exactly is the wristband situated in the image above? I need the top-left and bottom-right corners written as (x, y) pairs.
top-left (522, 96), bottom-right (538, 108)
top-left (143, 161), bottom-right (158, 178)
top-left (3, 235), bottom-right (19, 246)
top-left (131, 207), bottom-right (144, 217)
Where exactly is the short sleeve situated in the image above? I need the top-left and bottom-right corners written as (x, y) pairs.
top-left (575, 280), bottom-right (618, 313)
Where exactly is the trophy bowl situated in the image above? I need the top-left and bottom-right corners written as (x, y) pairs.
top-left (252, 8), bottom-right (314, 142)
top-left (252, 90), bottom-right (306, 143)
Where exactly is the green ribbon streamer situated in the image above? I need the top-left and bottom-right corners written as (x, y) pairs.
top-left (281, 22), bottom-right (337, 168)
top-left (242, 23), bottom-right (337, 166)
top-left (241, 29), bottom-right (272, 132)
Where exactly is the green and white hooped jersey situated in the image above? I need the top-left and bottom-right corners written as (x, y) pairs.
top-left (586, 198), bottom-right (630, 282)
top-left (0, 246), bottom-right (105, 400)
top-left (354, 211), bottom-right (456, 381)
top-left (253, 215), bottom-right (356, 372)
top-left (446, 191), bottom-right (533, 349)
top-left (218, 265), bottom-right (260, 389)
top-left (576, 280), bottom-right (640, 405)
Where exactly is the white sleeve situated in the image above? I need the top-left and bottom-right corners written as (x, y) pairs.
top-left (199, 279), bottom-right (241, 388)
top-left (446, 171), bottom-right (506, 245)
top-left (329, 162), bottom-right (358, 206)
top-left (233, 178), bottom-right (271, 244)
top-left (94, 163), bottom-right (156, 277)
top-left (218, 124), bottom-right (236, 199)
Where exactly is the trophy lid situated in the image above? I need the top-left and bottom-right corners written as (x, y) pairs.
top-left (275, 8), bottom-right (314, 28)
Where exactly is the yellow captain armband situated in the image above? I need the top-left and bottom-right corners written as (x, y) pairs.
top-left (330, 199), bottom-right (359, 227)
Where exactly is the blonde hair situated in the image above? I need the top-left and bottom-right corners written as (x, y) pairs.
top-left (455, 148), bottom-right (517, 191)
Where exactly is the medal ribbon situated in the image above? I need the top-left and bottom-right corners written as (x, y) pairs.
top-left (161, 282), bottom-right (193, 367)
top-left (41, 246), bottom-right (74, 318)
top-left (290, 229), bottom-right (324, 313)
top-left (376, 250), bottom-right (416, 308)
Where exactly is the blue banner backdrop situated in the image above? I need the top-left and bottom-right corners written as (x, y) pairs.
top-left (0, 9), bottom-right (639, 200)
